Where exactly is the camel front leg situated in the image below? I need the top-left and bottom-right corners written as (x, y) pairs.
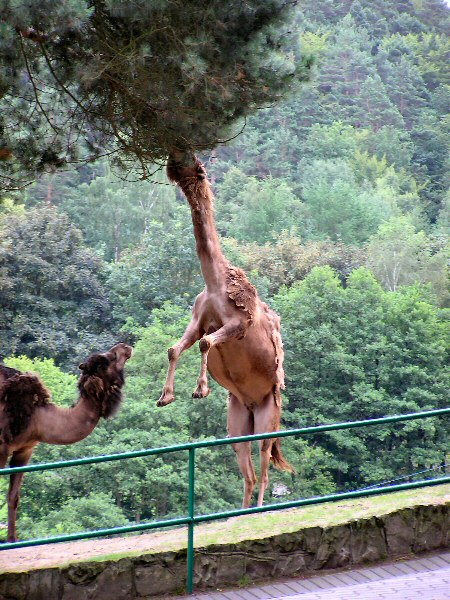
top-left (192, 350), bottom-right (210, 399)
top-left (192, 321), bottom-right (246, 399)
top-left (199, 320), bottom-right (247, 353)
top-left (157, 318), bottom-right (202, 407)
top-left (7, 447), bottom-right (33, 543)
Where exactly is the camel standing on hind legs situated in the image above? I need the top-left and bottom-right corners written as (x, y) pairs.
top-left (0, 343), bottom-right (132, 542)
top-left (158, 152), bottom-right (294, 508)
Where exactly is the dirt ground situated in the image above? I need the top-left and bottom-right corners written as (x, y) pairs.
top-left (0, 526), bottom-right (189, 573)
top-left (1, 484), bottom-right (448, 575)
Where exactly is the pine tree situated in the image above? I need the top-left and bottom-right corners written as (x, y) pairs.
top-left (0, 0), bottom-right (312, 190)
top-left (356, 73), bottom-right (405, 131)
top-left (317, 16), bottom-right (377, 123)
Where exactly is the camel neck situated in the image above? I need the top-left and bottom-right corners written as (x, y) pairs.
top-left (35, 395), bottom-right (100, 445)
top-left (182, 179), bottom-right (229, 289)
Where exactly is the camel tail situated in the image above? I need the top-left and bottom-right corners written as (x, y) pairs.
top-left (271, 438), bottom-right (296, 474)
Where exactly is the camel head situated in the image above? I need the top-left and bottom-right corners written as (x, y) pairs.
top-left (78, 343), bottom-right (133, 418)
top-left (167, 151), bottom-right (207, 184)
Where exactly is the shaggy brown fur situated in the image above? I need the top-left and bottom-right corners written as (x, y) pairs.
top-left (0, 374), bottom-right (50, 443)
top-left (225, 267), bottom-right (257, 325)
top-left (159, 154), bottom-right (293, 509)
top-left (78, 354), bottom-right (125, 418)
top-left (0, 365), bottom-right (21, 381)
top-left (0, 343), bottom-right (132, 543)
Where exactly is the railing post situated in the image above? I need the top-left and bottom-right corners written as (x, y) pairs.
top-left (187, 447), bottom-right (195, 594)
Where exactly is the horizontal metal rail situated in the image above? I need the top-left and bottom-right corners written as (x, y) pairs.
top-left (1, 475), bottom-right (449, 551)
top-left (1, 407), bottom-right (448, 475)
top-left (1, 406), bottom-right (449, 594)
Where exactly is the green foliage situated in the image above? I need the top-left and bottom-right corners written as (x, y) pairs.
top-left (0, 0), bottom-right (312, 189)
top-left (108, 207), bottom-right (202, 328)
top-left (435, 191), bottom-right (450, 237)
top-left (0, 205), bottom-right (115, 368)
top-left (1, 0), bottom-right (449, 543)
top-left (18, 492), bottom-right (129, 539)
top-left (300, 159), bottom-right (396, 244)
top-left (367, 216), bottom-right (449, 305)
top-left (55, 162), bottom-right (178, 262)
top-left (222, 233), bottom-right (366, 295)
top-left (216, 169), bottom-right (307, 243)
top-left (384, 32), bottom-right (450, 90)
top-left (210, 0), bottom-right (449, 223)
top-left (275, 266), bottom-right (449, 487)
top-left (0, 196), bottom-right (25, 217)
top-left (301, 122), bottom-right (360, 161)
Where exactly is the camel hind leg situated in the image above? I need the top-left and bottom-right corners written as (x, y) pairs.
top-left (254, 390), bottom-right (283, 507)
top-left (0, 446), bottom-right (7, 469)
top-left (227, 393), bottom-right (256, 508)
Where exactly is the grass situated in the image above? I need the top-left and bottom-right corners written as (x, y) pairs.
top-left (1, 483), bottom-right (448, 573)
top-left (86, 483), bottom-right (450, 563)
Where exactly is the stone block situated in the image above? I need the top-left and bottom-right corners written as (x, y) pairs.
top-left (135, 556), bottom-right (186, 597)
top-left (413, 505), bottom-right (449, 553)
top-left (272, 531), bottom-right (302, 553)
top-left (244, 552), bottom-right (278, 580)
top-left (0, 572), bottom-right (30, 600)
top-left (61, 582), bottom-right (91, 600)
top-left (350, 517), bottom-right (387, 564)
top-left (314, 524), bottom-right (352, 569)
top-left (194, 552), bottom-right (218, 588)
top-left (275, 550), bottom-right (309, 577)
top-left (27, 568), bottom-right (62, 600)
top-left (383, 508), bottom-right (415, 555)
top-left (91, 559), bottom-right (134, 600)
top-left (64, 561), bottom-right (106, 585)
top-left (301, 526), bottom-right (323, 554)
top-left (215, 553), bottom-right (246, 586)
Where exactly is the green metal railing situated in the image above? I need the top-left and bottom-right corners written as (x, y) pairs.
top-left (1, 407), bottom-right (449, 594)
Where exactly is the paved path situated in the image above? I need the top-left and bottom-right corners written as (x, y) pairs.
top-left (181, 551), bottom-right (450, 600)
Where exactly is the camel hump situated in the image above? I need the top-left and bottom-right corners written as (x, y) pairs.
top-left (226, 266), bottom-right (257, 323)
top-left (0, 364), bottom-right (21, 381)
top-left (0, 372), bottom-right (51, 442)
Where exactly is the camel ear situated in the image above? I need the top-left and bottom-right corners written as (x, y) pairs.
top-left (79, 363), bottom-right (86, 371)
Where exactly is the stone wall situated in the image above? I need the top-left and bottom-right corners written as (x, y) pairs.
top-left (0, 503), bottom-right (448, 599)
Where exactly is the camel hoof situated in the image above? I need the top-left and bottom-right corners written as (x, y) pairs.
top-left (192, 387), bottom-right (210, 399)
top-left (199, 337), bottom-right (211, 353)
top-left (157, 392), bottom-right (174, 407)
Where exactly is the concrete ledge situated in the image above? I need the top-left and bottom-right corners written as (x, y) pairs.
top-left (0, 502), bottom-right (448, 599)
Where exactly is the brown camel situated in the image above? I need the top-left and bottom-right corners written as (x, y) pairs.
top-left (158, 154), bottom-right (294, 508)
top-left (0, 342), bottom-right (132, 542)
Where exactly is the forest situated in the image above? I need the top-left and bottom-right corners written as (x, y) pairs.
top-left (0, 0), bottom-right (449, 539)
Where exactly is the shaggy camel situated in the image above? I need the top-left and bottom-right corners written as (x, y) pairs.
top-left (0, 342), bottom-right (132, 542)
top-left (158, 154), bottom-right (294, 507)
